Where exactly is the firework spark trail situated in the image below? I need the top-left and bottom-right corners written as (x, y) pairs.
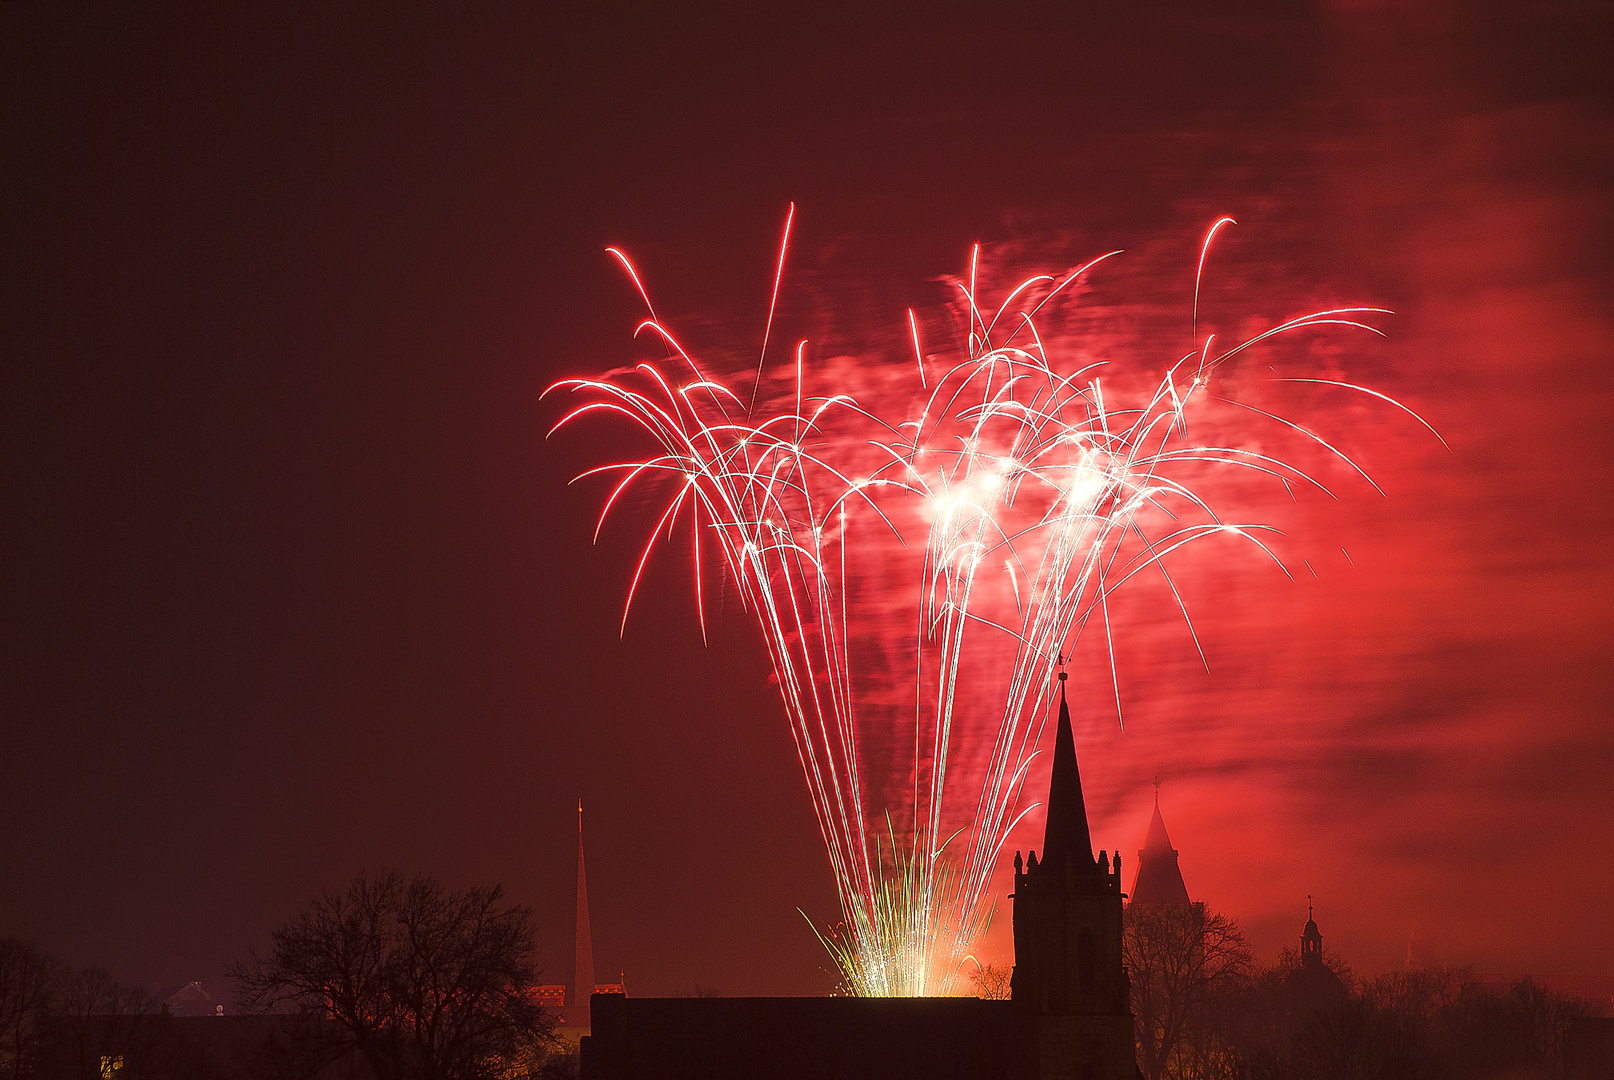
top-left (546, 217), bottom-right (1417, 997)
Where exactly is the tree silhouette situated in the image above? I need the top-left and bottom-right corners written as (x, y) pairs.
top-left (231, 871), bottom-right (555, 1080)
top-left (968, 963), bottom-right (1012, 1001)
top-left (1123, 903), bottom-right (1253, 1080)
top-left (37, 967), bottom-right (174, 1080)
top-left (0, 940), bottom-right (59, 1080)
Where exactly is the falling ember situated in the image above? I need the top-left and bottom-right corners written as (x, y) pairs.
top-left (546, 213), bottom-right (1427, 997)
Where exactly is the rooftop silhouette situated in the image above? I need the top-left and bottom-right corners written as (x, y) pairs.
top-left (1128, 781), bottom-right (1191, 907)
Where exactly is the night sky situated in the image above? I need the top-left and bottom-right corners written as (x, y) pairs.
top-left (3, 2), bottom-right (1610, 1000)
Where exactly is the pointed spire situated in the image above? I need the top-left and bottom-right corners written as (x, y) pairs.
top-left (1040, 671), bottom-right (1096, 874)
top-left (1143, 800), bottom-right (1175, 855)
top-left (1130, 780), bottom-right (1191, 906)
top-left (572, 799), bottom-right (596, 1010)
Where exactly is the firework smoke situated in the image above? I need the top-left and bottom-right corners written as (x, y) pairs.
top-left (547, 214), bottom-right (1426, 996)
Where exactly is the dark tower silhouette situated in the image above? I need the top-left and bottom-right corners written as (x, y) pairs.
top-left (1300, 896), bottom-right (1323, 968)
top-left (1011, 671), bottom-right (1136, 1080)
top-left (1281, 896), bottom-right (1349, 1018)
top-left (1128, 780), bottom-right (1191, 907)
top-left (572, 799), bottom-right (596, 1026)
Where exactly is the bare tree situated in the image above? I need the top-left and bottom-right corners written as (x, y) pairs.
top-left (36, 967), bottom-right (169, 1080)
top-left (532, 1045), bottom-right (580, 1080)
top-left (1270, 944), bottom-right (1355, 991)
top-left (231, 871), bottom-right (556, 1080)
top-left (1222, 960), bottom-right (1597, 1080)
top-left (968, 963), bottom-right (1012, 1001)
top-left (0, 940), bottom-right (59, 1080)
top-left (1124, 903), bottom-right (1253, 1080)
top-left (1435, 975), bottom-right (1591, 1080)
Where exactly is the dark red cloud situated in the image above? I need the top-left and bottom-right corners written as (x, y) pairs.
top-left (566, 34), bottom-right (1614, 980)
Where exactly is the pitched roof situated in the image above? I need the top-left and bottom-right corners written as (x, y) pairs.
top-left (160, 981), bottom-right (216, 1017)
top-left (1129, 798), bottom-right (1191, 906)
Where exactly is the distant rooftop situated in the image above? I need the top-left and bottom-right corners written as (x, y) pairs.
top-left (1128, 791), bottom-right (1190, 907)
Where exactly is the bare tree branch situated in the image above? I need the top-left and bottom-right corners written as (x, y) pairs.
top-left (230, 871), bottom-right (555, 1080)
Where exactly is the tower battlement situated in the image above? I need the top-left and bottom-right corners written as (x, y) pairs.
top-left (1008, 672), bottom-right (1136, 1079)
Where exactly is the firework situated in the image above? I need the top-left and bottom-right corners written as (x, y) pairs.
top-left (547, 214), bottom-right (1423, 996)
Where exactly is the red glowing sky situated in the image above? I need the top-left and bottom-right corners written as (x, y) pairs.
top-left (2, 2), bottom-right (1609, 999)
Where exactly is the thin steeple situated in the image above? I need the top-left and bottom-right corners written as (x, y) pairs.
top-left (1040, 670), bottom-right (1096, 874)
top-left (572, 799), bottom-right (595, 1009)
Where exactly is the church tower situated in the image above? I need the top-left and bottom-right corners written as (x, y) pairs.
top-left (1011, 672), bottom-right (1136, 1080)
top-left (1128, 782), bottom-right (1191, 907)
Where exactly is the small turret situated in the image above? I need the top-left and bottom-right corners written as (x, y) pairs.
top-left (1283, 895), bottom-right (1349, 1016)
top-left (1301, 895), bottom-right (1323, 967)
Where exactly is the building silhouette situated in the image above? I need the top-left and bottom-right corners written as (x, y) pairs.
top-left (573, 799), bottom-right (596, 1026)
top-left (1009, 670), bottom-right (1137, 1077)
top-left (1127, 782), bottom-right (1190, 908)
top-left (581, 671), bottom-right (1137, 1080)
top-left (157, 980), bottom-right (218, 1017)
top-left (1280, 898), bottom-right (1349, 1017)
top-left (537, 801), bottom-right (626, 1034)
